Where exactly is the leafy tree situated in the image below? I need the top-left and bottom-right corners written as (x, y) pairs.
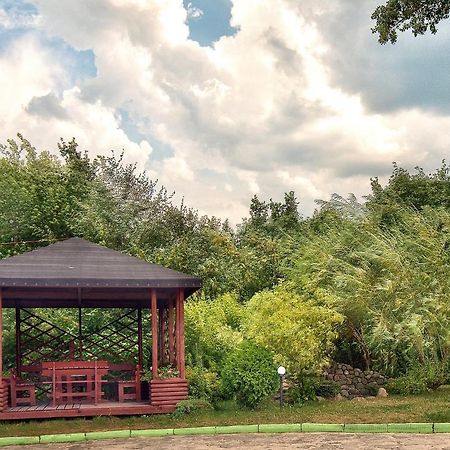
top-left (244, 288), bottom-right (344, 378)
top-left (184, 294), bottom-right (243, 370)
top-left (0, 135), bottom-right (92, 257)
top-left (288, 207), bottom-right (450, 376)
top-left (372, 0), bottom-right (450, 44)
top-left (367, 162), bottom-right (450, 211)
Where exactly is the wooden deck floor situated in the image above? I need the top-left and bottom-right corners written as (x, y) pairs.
top-left (0, 401), bottom-right (174, 420)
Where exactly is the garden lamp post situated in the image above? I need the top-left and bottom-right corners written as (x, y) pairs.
top-left (277, 366), bottom-right (286, 407)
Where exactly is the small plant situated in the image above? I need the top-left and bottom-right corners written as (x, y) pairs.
top-left (172, 399), bottom-right (213, 418)
top-left (158, 365), bottom-right (180, 379)
top-left (315, 380), bottom-right (341, 398)
top-left (287, 376), bottom-right (319, 404)
top-left (221, 341), bottom-right (278, 409)
top-left (386, 363), bottom-right (447, 395)
top-left (186, 366), bottom-right (222, 404)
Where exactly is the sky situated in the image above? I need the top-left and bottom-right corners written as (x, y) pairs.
top-left (1, 0), bottom-right (450, 224)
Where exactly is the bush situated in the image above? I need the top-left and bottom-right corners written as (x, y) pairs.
top-left (172, 399), bottom-right (213, 418)
top-left (315, 380), bottom-right (341, 398)
top-left (385, 363), bottom-right (447, 395)
top-left (186, 366), bottom-right (222, 403)
top-left (221, 341), bottom-right (278, 408)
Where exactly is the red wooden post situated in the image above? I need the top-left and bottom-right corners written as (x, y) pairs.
top-left (168, 298), bottom-right (175, 364)
top-left (158, 307), bottom-right (163, 365)
top-left (175, 289), bottom-right (186, 379)
top-left (15, 307), bottom-right (21, 376)
top-left (161, 308), bottom-right (166, 366)
top-left (151, 289), bottom-right (158, 380)
top-left (179, 289), bottom-right (185, 379)
top-left (175, 290), bottom-right (180, 372)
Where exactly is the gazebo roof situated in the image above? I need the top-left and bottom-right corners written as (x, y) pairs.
top-left (0, 237), bottom-right (201, 292)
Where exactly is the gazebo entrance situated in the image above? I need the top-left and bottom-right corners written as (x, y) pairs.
top-left (0, 238), bottom-right (201, 420)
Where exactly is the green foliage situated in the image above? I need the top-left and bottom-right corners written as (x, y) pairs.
top-left (244, 288), bottom-right (344, 378)
top-left (221, 341), bottom-right (278, 408)
top-left (172, 399), bottom-right (213, 418)
top-left (286, 377), bottom-right (318, 404)
top-left (315, 380), bottom-right (341, 398)
top-left (372, 0), bottom-right (450, 44)
top-left (386, 362), bottom-right (448, 394)
top-left (186, 366), bottom-right (221, 403)
top-left (290, 205), bottom-right (450, 376)
top-left (184, 294), bottom-right (243, 371)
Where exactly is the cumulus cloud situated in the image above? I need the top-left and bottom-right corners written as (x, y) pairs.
top-left (1, 0), bottom-right (450, 224)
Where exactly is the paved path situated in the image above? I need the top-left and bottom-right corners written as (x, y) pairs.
top-left (5, 433), bottom-right (450, 450)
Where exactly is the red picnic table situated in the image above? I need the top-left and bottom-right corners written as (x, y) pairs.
top-left (41, 360), bottom-right (110, 406)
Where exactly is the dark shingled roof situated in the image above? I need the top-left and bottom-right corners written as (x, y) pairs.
top-left (0, 237), bottom-right (202, 290)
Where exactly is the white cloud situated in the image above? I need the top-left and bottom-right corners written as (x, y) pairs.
top-left (1, 0), bottom-right (450, 224)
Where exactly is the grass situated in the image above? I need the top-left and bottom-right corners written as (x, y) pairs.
top-left (0, 386), bottom-right (449, 437)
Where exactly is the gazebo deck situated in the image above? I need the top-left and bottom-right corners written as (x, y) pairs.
top-left (1, 400), bottom-right (173, 420)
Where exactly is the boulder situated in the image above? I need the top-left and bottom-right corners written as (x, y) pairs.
top-left (377, 387), bottom-right (388, 398)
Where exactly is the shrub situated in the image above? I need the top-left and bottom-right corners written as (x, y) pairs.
top-left (172, 399), bottom-right (213, 418)
top-left (315, 380), bottom-right (341, 398)
top-left (186, 366), bottom-right (222, 403)
top-left (221, 341), bottom-right (278, 408)
top-left (385, 363), bottom-right (447, 395)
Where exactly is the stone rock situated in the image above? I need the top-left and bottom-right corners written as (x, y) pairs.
top-left (317, 396), bottom-right (326, 402)
top-left (366, 396), bottom-right (376, 400)
top-left (351, 396), bottom-right (366, 402)
top-left (356, 383), bottom-right (365, 390)
top-left (336, 369), bottom-right (343, 375)
top-left (377, 387), bottom-right (388, 398)
top-left (341, 390), bottom-right (349, 398)
top-left (334, 393), bottom-right (344, 401)
top-left (349, 388), bottom-right (359, 396)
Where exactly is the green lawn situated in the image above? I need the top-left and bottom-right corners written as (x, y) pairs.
top-left (1, 386), bottom-right (449, 437)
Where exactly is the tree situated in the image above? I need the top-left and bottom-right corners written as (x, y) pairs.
top-left (372, 0), bottom-right (450, 44)
top-left (288, 207), bottom-right (450, 376)
top-left (244, 288), bottom-right (344, 378)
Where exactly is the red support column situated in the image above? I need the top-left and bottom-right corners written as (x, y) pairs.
top-left (179, 289), bottom-right (185, 379)
top-left (176, 288), bottom-right (186, 379)
top-left (161, 308), bottom-right (167, 366)
top-left (151, 289), bottom-right (158, 380)
top-left (168, 298), bottom-right (175, 365)
top-left (15, 307), bottom-right (21, 375)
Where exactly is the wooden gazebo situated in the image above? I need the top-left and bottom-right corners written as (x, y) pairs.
top-left (0, 238), bottom-right (201, 420)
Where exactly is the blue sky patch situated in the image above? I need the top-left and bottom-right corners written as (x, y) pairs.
top-left (118, 109), bottom-right (174, 162)
top-left (183, 0), bottom-right (238, 47)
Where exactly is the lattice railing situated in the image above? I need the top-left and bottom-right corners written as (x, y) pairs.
top-left (20, 309), bottom-right (78, 367)
top-left (81, 309), bottom-right (139, 364)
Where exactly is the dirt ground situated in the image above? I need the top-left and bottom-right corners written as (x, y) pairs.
top-left (5, 433), bottom-right (450, 450)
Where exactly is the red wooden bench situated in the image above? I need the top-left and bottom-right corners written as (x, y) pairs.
top-left (108, 363), bottom-right (142, 402)
top-left (41, 361), bottom-right (109, 406)
top-left (9, 369), bottom-right (36, 407)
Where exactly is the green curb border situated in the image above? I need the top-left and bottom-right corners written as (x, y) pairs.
top-left (302, 423), bottom-right (344, 432)
top-left (0, 422), bottom-right (448, 446)
top-left (39, 433), bottom-right (86, 444)
top-left (387, 423), bottom-right (433, 433)
top-left (344, 423), bottom-right (388, 433)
